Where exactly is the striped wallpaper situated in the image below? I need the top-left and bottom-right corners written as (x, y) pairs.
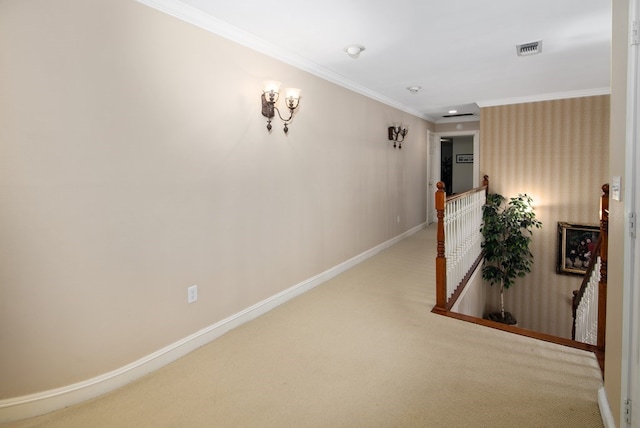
top-left (480, 95), bottom-right (609, 339)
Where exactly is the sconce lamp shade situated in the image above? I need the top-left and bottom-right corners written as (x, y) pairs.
top-left (284, 87), bottom-right (301, 99)
top-left (263, 80), bottom-right (281, 94)
top-left (283, 88), bottom-right (301, 109)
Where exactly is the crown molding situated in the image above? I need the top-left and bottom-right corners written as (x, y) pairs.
top-left (476, 87), bottom-right (611, 108)
top-left (135, 0), bottom-right (432, 121)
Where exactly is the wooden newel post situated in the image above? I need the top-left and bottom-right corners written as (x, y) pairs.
top-left (597, 183), bottom-right (609, 352)
top-left (482, 175), bottom-right (489, 196)
top-left (435, 181), bottom-right (447, 311)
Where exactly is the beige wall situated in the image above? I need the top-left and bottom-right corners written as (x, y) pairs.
top-left (0, 0), bottom-right (430, 398)
top-left (451, 268), bottom-right (486, 319)
top-left (604, 0), bottom-right (628, 425)
top-left (480, 96), bottom-right (610, 338)
top-left (451, 136), bottom-right (474, 194)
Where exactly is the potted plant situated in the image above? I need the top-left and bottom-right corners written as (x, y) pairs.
top-left (481, 193), bottom-right (542, 325)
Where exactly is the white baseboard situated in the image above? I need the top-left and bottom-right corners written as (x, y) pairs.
top-left (598, 387), bottom-right (616, 428)
top-left (0, 223), bottom-right (425, 424)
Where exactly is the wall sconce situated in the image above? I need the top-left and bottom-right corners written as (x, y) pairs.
top-left (261, 81), bottom-right (301, 134)
top-left (388, 124), bottom-right (408, 149)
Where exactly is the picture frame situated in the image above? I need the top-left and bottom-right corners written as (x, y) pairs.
top-left (455, 154), bottom-right (473, 163)
top-left (556, 222), bottom-right (600, 276)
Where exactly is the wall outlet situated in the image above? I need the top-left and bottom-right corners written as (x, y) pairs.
top-left (187, 285), bottom-right (198, 303)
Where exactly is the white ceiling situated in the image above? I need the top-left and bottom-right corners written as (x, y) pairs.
top-left (142, 0), bottom-right (611, 122)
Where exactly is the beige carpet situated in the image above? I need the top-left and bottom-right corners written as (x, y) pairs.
top-left (3, 224), bottom-right (604, 428)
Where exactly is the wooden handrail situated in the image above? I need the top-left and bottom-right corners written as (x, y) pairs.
top-left (445, 175), bottom-right (489, 203)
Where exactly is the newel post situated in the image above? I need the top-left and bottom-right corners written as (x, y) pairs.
top-left (597, 183), bottom-right (609, 352)
top-left (435, 182), bottom-right (447, 311)
top-left (482, 175), bottom-right (489, 196)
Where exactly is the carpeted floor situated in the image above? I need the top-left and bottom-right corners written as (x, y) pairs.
top-left (3, 224), bottom-right (604, 427)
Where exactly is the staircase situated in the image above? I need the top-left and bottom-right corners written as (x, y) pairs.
top-left (432, 180), bottom-right (609, 373)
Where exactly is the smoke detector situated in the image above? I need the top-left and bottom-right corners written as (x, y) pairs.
top-left (516, 40), bottom-right (542, 56)
top-left (344, 45), bottom-right (365, 59)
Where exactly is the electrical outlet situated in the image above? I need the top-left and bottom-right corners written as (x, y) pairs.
top-left (187, 285), bottom-right (198, 303)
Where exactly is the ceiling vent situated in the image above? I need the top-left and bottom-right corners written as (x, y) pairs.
top-left (516, 40), bottom-right (542, 56)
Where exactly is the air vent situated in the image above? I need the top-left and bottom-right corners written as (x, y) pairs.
top-left (516, 40), bottom-right (542, 56)
top-left (442, 112), bottom-right (475, 118)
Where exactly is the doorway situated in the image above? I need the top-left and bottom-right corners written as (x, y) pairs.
top-left (441, 135), bottom-right (474, 195)
top-left (428, 130), bottom-right (479, 223)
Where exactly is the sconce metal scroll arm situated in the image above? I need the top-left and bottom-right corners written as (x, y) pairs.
top-left (388, 126), bottom-right (408, 149)
top-left (261, 92), bottom-right (299, 134)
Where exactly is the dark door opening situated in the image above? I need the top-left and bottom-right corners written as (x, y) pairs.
top-left (441, 135), bottom-right (474, 195)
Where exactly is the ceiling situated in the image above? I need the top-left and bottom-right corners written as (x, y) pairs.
top-left (143, 0), bottom-right (612, 122)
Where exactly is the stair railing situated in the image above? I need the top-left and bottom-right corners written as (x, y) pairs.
top-left (434, 175), bottom-right (488, 312)
top-left (572, 183), bottom-right (609, 353)
top-left (572, 237), bottom-right (602, 345)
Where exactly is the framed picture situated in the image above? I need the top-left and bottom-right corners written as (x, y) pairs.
top-left (556, 222), bottom-right (600, 276)
top-left (455, 154), bottom-right (473, 163)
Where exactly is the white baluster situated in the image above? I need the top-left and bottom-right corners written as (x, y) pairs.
top-left (575, 257), bottom-right (601, 345)
top-left (442, 189), bottom-right (486, 302)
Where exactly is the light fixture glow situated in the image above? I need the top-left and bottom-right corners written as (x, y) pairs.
top-left (284, 88), bottom-right (301, 109)
top-left (263, 80), bottom-right (281, 94)
top-left (261, 81), bottom-right (301, 134)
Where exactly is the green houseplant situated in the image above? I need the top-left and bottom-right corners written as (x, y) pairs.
top-left (481, 193), bottom-right (542, 325)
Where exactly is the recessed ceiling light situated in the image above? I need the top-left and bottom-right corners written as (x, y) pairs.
top-left (407, 86), bottom-right (421, 93)
top-left (448, 110), bottom-right (458, 114)
top-left (344, 45), bottom-right (365, 59)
